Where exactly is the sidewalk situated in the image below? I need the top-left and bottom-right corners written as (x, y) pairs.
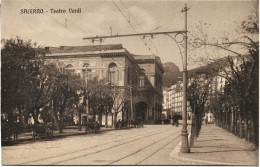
top-left (170, 124), bottom-right (259, 166)
top-left (5, 126), bottom-right (117, 145)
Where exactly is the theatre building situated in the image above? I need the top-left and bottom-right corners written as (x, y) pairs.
top-left (44, 44), bottom-right (164, 125)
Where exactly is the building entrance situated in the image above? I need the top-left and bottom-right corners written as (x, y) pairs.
top-left (135, 102), bottom-right (147, 122)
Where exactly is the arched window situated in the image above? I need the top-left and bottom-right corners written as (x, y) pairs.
top-left (138, 69), bottom-right (146, 88)
top-left (66, 64), bottom-right (73, 68)
top-left (65, 64), bottom-right (74, 73)
top-left (108, 63), bottom-right (117, 85)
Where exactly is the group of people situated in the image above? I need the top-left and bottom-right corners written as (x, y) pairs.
top-left (171, 113), bottom-right (179, 127)
top-left (117, 118), bottom-right (144, 128)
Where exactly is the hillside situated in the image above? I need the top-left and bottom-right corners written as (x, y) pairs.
top-left (162, 62), bottom-right (182, 87)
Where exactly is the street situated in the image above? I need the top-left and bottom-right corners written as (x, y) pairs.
top-left (2, 125), bottom-right (182, 165)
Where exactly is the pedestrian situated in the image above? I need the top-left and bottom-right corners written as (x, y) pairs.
top-left (205, 117), bottom-right (208, 125)
top-left (172, 113), bottom-right (179, 127)
top-left (118, 119), bottom-right (122, 129)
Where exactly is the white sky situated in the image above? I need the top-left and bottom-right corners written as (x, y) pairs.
top-left (1, 0), bottom-right (257, 70)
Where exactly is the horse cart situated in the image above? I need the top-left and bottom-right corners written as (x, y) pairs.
top-left (32, 122), bottom-right (54, 141)
top-left (84, 121), bottom-right (100, 134)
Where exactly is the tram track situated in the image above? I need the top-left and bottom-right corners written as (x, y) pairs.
top-left (135, 131), bottom-right (181, 165)
top-left (21, 126), bottom-right (175, 165)
top-left (108, 129), bottom-right (181, 165)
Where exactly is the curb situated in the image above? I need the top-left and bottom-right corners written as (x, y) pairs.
top-left (169, 135), bottom-right (241, 165)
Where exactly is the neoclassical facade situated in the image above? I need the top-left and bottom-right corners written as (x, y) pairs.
top-left (44, 44), bottom-right (164, 124)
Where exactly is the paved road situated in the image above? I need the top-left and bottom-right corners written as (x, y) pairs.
top-left (2, 125), bottom-right (182, 165)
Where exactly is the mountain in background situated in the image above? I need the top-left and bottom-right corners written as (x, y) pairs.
top-left (162, 62), bottom-right (182, 87)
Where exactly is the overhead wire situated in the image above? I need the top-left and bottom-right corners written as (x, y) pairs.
top-left (119, 0), bottom-right (161, 56)
top-left (25, 0), bottom-right (92, 45)
top-left (120, 0), bottom-right (142, 26)
top-left (112, 0), bottom-right (150, 49)
top-left (37, 1), bottom-right (89, 36)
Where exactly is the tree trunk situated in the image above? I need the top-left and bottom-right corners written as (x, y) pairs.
top-left (50, 109), bottom-right (60, 132)
top-left (105, 112), bottom-right (108, 128)
top-left (231, 107), bottom-right (234, 134)
top-left (35, 107), bottom-right (40, 123)
top-left (59, 112), bottom-right (63, 133)
top-left (252, 122), bottom-right (258, 146)
top-left (226, 109), bottom-right (230, 131)
top-left (31, 109), bottom-right (38, 124)
top-left (249, 110), bottom-right (258, 146)
top-left (78, 111), bottom-right (82, 131)
top-left (219, 112), bottom-right (221, 128)
top-left (195, 113), bottom-right (200, 137)
top-left (18, 109), bottom-right (23, 123)
top-left (112, 112), bottom-right (117, 129)
top-left (122, 110), bottom-right (125, 122)
top-left (76, 104), bottom-right (82, 131)
top-left (221, 111), bottom-right (224, 129)
top-left (239, 112), bottom-right (243, 138)
top-left (24, 114), bottom-right (29, 125)
top-left (234, 109), bottom-right (237, 136)
top-left (244, 114), bottom-right (248, 141)
top-left (226, 111), bottom-right (229, 131)
top-left (92, 111), bottom-right (96, 122)
top-left (190, 113), bottom-right (196, 147)
top-left (98, 112), bottom-right (102, 125)
top-left (242, 100), bottom-right (248, 141)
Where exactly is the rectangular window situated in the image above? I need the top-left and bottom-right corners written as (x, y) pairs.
top-left (139, 75), bottom-right (145, 88)
top-left (127, 67), bottom-right (130, 84)
top-left (110, 71), bottom-right (116, 85)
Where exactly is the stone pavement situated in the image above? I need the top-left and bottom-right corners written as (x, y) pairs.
top-left (170, 124), bottom-right (259, 166)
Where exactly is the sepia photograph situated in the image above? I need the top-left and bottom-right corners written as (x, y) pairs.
top-left (1, 0), bottom-right (259, 165)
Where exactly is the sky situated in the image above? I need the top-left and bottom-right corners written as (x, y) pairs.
top-left (1, 0), bottom-right (257, 70)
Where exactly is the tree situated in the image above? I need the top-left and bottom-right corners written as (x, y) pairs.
top-left (87, 77), bottom-right (112, 124)
top-left (51, 71), bottom-right (81, 133)
top-left (187, 67), bottom-right (212, 147)
top-left (189, 10), bottom-right (259, 146)
top-left (109, 87), bottom-right (128, 129)
top-left (1, 37), bottom-right (45, 124)
top-left (1, 37), bottom-right (83, 135)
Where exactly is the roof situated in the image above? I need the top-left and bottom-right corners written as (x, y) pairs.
top-left (44, 44), bottom-right (164, 72)
top-left (132, 54), bottom-right (164, 73)
top-left (45, 44), bottom-right (124, 53)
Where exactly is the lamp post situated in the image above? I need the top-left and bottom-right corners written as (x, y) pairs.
top-left (128, 85), bottom-right (133, 127)
top-left (83, 63), bottom-right (91, 123)
top-left (180, 4), bottom-right (190, 153)
top-left (77, 89), bottom-right (83, 131)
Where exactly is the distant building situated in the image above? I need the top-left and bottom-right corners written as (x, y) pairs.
top-left (163, 81), bottom-right (191, 119)
top-left (163, 55), bottom-right (246, 122)
top-left (44, 44), bottom-right (164, 125)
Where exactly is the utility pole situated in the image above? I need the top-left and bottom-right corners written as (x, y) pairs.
top-left (180, 4), bottom-right (190, 153)
top-left (129, 86), bottom-right (133, 125)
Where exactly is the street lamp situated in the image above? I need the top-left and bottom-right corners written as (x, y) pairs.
top-left (180, 4), bottom-right (190, 153)
top-left (82, 63), bottom-right (91, 122)
top-left (128, 85), bottom-right (133, 127)
top-left (165, 4), bottom-right (190, 153)
top-left (76, 89), bottom-right (83, 131)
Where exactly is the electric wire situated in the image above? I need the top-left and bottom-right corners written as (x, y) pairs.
top-left (37, 1), bottom-right (89, 37)
top-left (120, 1), bottom-right (161, 56)
top-left (112, 0), bottom-right (154, 54)
top-left (24, 0), bottom-right (91, 45)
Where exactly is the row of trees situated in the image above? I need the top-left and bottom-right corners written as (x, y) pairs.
top-left (1, 38), bottom-right (129, 141)
top-left (187, 10), bottom-right (258, 147)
